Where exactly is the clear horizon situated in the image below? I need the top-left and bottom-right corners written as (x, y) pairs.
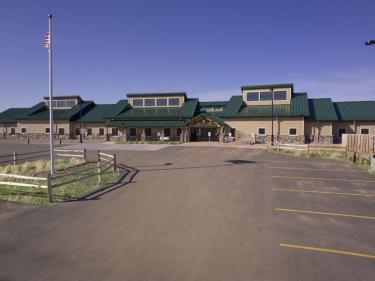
top-left (1, 0), bottom-right (374, 111)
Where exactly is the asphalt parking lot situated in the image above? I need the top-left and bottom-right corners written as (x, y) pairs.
top-left (0, 144), bottom-right (374, 281)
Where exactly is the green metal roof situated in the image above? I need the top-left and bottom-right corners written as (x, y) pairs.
top-left (241, 83), bottom-right (294, 91)
top-left (0, 108), bottom-right (30, 123)
top-left (113, 99), bottom-right (198, 120)
top-left (109, 120), bottom-right (184, 127)
top-left (307, 99), bottom-right (338, 121)
top-left (334, 101), bottom-right (375, 121)
top-left (222, 93), bottom-right (309, 118)
top-left (127, 92), bottom-right (187, 98)
top-left (184, 113), bottom-right (226, 126)
top-left (21, 101), bottom-right (94, 121)
top-left (221, 96), bottom-right (244, 117)
top-left (81, 100), bottom-right (128, 123)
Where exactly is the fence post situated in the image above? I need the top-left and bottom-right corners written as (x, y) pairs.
top-left (47, 172), bottom-right (53, 202)
top-left (83, 148), bottom-right (87, 163)
top-left (13, 152), bottom-right (17, 166)
top-left (97, 150), bottom-right (101, 163)
top-left (97, 162), bottom-right (102, 184)
top-left (113, 153), bottom-right (117, 172)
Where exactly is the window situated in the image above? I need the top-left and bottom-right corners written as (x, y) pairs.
top-left (157, 98), bottom-right (168, 106)
top-left (75, 128), bottom-right (81, 136)
top-left (177, 128), bottom-right (182, 136)
top-left (99, 128), bottom-right (105, 136)
top-left (289, 128), bottom-right (297, 136)
top-left (338, 128), bottom-right (346, 137)
top-left (274, 91), bottom-right (287, 100)
top-left (57, 100), bottom-right (65, 108)
top-left (168, 98), bottom-right (180, 106)
top-left (51, 100), bottom-right (57, 108)
top-left (259, 91), bottom-right (273, 101)
top-left (133, 99), bottom-right (143, 107)
top-left (45, 128), bottom-right (50, 134)
top-left (247, 92), bottom-right (259, 101)
top-left (10, 128), bottom-right (16, 135)
top-left (205, 107), bottom-right (224, 112)
top-left (144, 99), bottom-right (156, 106)
top-left (163, 128), bottom-right (171, 137)
top-left (361, 128), bottom-right (369, 135)
top-left (87, 128), bottom-right (92, 136)
top-left (145, 128), bottom-right (152, 137)
top-left (258, 128), bottom-right (266, 135)
top-left (130, 128), bottom-right (137, 137)
top-left (66, 100), bottom-right (76, 107)
top-left (21, 128), bottom-right (27, 134)
top-left (58, 128), bottom-right (65, 136)
top-left (112, 128), bottom-right (118, 136)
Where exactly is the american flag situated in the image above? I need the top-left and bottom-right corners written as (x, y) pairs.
top-left (44, 32), bottom-right (50, 49)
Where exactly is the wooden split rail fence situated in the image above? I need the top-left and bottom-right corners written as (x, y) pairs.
top-left (0, 149), bottom-right (117, 202)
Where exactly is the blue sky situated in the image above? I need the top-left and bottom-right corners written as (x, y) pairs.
top-left (0, 0), bottom-right (374, 110)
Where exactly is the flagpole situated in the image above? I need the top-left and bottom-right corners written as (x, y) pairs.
top-left (48, 14), bottom-right (55, 176)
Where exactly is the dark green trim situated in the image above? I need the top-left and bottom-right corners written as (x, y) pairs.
top-left (127, 92), bottom-right (187, 98)
top-left (241, 83), bottom-right (294, 91)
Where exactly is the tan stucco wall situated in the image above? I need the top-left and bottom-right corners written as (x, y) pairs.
top-left (305, 121), bottom-right (332, 136)
top-left (225, 117), bottom-right (304, 139)
top-left (332, 122), bottom-right (356, 136)
top-left (329, 121), bottom-right (375, 136)
top-left (119, 127), bottom-right (181, 138)
top-left (72, 123), bottom-right (107, 136)
top-left (242, 87), bottom-right (292, 106)
top-left (354, 122), bottom-right (375, 134)
top-left (0, 123), bottom-right (17, 134)
top-left (16, 120), bottom-right (71, 135)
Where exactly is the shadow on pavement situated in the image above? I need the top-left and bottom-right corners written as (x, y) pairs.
top-left (71, 164), bottom-right (139, 201)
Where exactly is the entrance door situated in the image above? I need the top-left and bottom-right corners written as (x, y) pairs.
top-left (191, 127), bottom-right (218, 141)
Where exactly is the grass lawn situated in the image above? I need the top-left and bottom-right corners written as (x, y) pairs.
top-left (0, 158), bottom-right (120, 205)
top-left (268, 147), bottom-right (373, 174)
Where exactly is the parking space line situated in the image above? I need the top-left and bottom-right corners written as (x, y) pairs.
top-left (267, 166), bottom-right (367, 173)
top-left (270, 175), bottom-right (375, 183)
top-left (280, 243), bottom-right (375, 259)
top-left (267, 160), bottom-right (347, 165)
top-left (275, 208), bottom-right (375, 220)
top-left (272, 188), bottom-right (375, 198)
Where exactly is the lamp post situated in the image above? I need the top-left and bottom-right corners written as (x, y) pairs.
top-left (79, 102), bottom-right (83, 143)
top-left (365, 40), bottom-right (375, 46)
top-left (271, 88), bottom-right (274, 145)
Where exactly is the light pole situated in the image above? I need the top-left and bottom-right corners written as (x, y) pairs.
top-left (271, 88), bottom-right (274, 146)
top-left (79, 102), bottom-right (83, 143)
top-left (365, 40), bottom-right (375, 46)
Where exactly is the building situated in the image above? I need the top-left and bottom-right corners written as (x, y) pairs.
top-left (1, 83), bottom-right (374, 143)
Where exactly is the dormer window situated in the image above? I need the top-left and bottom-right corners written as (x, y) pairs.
top-left (156, 98), bottom-right (168, 106)
top-left (144, 99), bottom-right (156, 106)
top-left (259, 91), bottom-right (273, 101)
top-left (133, 99), bottom-right (143, 107)
top-left (247, 92), bottom-right (259, 101)
top-left (169, 98), bottom-right (180, 106)
top-left (274, 91), bottom-right (287, 100)
top-left (46, 98), bottom-right (78, 109)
